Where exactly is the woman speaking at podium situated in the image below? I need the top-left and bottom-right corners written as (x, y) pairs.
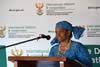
top-left (49, 21), bottom-right (92, 67)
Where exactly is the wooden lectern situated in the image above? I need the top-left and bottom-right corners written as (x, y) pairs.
top-left (8, 56), bottom-right (84, 67)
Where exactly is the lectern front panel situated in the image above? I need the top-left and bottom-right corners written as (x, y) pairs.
top-left (18, 61), bottom-right (60, 67)
top-left (37, 61), bottom-right (60, 67)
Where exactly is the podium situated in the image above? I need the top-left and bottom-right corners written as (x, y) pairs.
top-left (8, 56), bottom-right (84, 67)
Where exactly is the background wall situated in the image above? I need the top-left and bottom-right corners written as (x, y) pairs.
top-left (0, 0), bottom-right (100, 67)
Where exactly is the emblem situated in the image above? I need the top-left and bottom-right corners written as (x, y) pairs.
top-left (0, 26), bottom-right (6, 38)
top-left (35, 2), bottom-right (44, 15)
top-left (11, 48), bottom-right (23, 56)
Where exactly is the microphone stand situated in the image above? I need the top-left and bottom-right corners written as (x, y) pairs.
top-left (0, 37), bottom-right (41, 49)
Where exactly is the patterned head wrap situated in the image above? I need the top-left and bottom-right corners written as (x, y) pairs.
top-left (51, 21), bottom-right (85, 45)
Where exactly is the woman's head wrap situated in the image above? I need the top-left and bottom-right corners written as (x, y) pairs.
top-left (51, 21), bottom-right (85, 45)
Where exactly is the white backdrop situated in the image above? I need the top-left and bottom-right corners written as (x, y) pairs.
top-left (0, 0), bottom-right (100, 67)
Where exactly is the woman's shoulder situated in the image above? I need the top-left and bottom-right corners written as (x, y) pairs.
top-left (71, 41), bottom-right (88, 54)
top-left (71, 41), bottom-right (85, 48)
top-left (51, 43), bottom-right (59, 49)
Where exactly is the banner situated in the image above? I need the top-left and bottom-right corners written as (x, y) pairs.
top-left (0, 0), bottom-right (100, 67)
top-left (86, 45), bottom-right (100, 67)
top-left (0, 45), bottom-right (7, 67)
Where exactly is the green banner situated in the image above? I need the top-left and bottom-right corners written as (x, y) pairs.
top-left (0, 45), bottom-right (7, 67)
top-left (86, 45), bottom-right (100, 67)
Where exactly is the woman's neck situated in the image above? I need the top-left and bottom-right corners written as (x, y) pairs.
top-left (60, 39), bottom-right (70, 46)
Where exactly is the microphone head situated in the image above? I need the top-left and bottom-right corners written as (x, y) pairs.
top-left (39, 34), bottom-right (51, 40)
top-left (46, 35), bottom-right (51, 40)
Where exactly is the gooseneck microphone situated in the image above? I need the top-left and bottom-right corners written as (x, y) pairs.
top-left (0, 34), bottom-right (51, 49)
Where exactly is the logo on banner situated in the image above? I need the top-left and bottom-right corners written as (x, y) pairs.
top-left (35, 2), bottom-right (44, 15)
top-left (0, 26), bottom-right (6, 38)
top-left (11, 48), bottom-right (23, 56)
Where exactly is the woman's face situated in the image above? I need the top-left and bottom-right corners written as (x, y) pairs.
top-left (56, 27), bottom-right (70, 42)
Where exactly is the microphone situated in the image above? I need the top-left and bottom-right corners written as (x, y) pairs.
top-left (0, 34), bottom-right (51, 49)
top-left (39, 34), bottom-right (51, 40)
